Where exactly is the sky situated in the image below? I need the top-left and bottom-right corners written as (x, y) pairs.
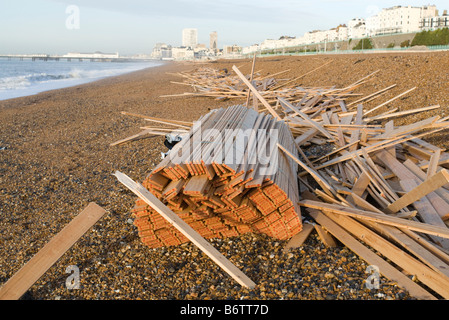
top-left (0, 0), bottom-right (448, 55)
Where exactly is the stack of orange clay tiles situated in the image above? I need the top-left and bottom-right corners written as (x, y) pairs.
top-left (130, 104), bottom-right (302, 248)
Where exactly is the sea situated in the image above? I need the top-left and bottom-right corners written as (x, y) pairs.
top-left (0, 58), bottom-right (163, 101)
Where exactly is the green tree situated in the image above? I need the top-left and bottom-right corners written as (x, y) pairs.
top-left (400, 40), bottom-right (410, 48)
top-left (411, 28), bottom-right (449, 46)
top-left (353, 38), bottom-right (373, 50)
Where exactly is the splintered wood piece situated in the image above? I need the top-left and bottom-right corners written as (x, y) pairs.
top-left (110, 129), bottom-right (153, 146)
top-left (319, 209), bottom-right (449, 299)
top-left (384, 170), bottom-right (449, 214)
top-left (114, 171), bottom-right (256, 289)
top-left (364, 87), bottom-right (417, 116)
top-left (313, 222), bottom-right (338, 247)
top-left (0, 203), bottom-right (107, 300)
top-left (246, 53), bottom-right (257, 108)
top-left (277, 143), bottom-right (335, 198)
top-left (350, 171), bottom-right (371, 197)
top-left (298, 199), bottom-right (449, 240)
top-left (309, 210), bottom-right (436, 300)
top-left (375, 116), bottom-right (439, 140)
top-left (232, 65), bottom-right (280, 120)
top-left (282, 223), bottom-right (314, 252)
top-left (279, 98), bottom-right (333, 140)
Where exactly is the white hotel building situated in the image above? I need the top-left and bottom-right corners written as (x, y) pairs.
top-left (366, 5), bottom-right (438, 36)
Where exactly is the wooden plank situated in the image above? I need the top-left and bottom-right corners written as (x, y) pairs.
top-left (121, 111), bottom-right (193, 126)
top-left (403, 159), bottom-right (449, 220)
top-left (270, 60), bottom-right (333, 91)
top-left (427, 150), bottom-right (441, 180)
top-left (302, 191), bottom-right (449, 277)
top-left (295, 128), bottom-right (319, 146)
top-left (308, 210), bottom-right (436, 300)
top-left (0, 203), bottom-right (107, 300)
top-left (283, 223), bottom-right (314, 252)
top-left (350, 171), bottom-right (371, 197)
top-left (279, 98), bottom-right (334, 140)
top-left (398, 178), bottom-right (449, 249)
top-left (232, 65), bottom-right (280, 120)
top-left (110, 129), bottom-right (153, 146)
top-left (347, 84), bottom-right (397, 107)
top-left (277, 143), bottom-right (335, 197)
top-left (245, 52), bottom-right (257, 108)
top-left (298, 199), bottom-right (449, 239)
top-left (364, 87), bottom-right (417, 116)
top-left (375, 116), bottom-right (439, 140)
top-left (384, 170), bottom-right (449, 214)
top-left (318, 209), bottom-right (449, 299)
top-left (314, 224), bottom-right (338, 247)
top-left (113, 171), bottom-right (256, 289)
top-left (365, 105), bottom-right (440, 122)
top-left (378, 150), bottom-right (449, 248)
top-left (314, 126), bottom-right (448, 171)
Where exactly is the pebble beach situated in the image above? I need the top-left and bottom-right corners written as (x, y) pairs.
top-left (1, 51), bottom-right (449, 301)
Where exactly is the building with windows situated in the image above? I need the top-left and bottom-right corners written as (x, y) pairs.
top-left (421, 10), bottom-right (449, 30)
top-left (182, 28), bottom-right (198, 48)
top-left (172, 46), bottom-right (195, 60)
top-left (347, 18), bottom-right (366, 39)
top-left (366, 5), bottom-right (438, 36)
top-left (151, 43), bottom-right (173, 59)
top-left (223, 44), bottom-right (242, 56)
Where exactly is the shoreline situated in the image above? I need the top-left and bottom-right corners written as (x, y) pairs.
top-left (1, 51), bottom-right (449, 300)
top-left (0, 60), bottom-right (165, 103)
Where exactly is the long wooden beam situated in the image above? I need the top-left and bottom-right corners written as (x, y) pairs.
top-left (0, 203), bottom-right (107, 300)
top-left (298, 199), bottom-right (449, 239)
top-left (113, 171), bottom-right (256, 289)
top-left (309, 210), bottom-right (436, 300)
top-left (232, 65), bottom-right (281, 120)
top-left (384, 169), bottom-right (449, 214)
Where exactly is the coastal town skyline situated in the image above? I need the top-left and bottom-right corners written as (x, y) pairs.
top-left (1, 0), bottom-right (448, 56)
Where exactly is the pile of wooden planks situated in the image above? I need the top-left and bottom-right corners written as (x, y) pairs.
top-left (267, 80), bottom-right (449, 299)
top-left (118, 62), bottom-right (449, 299)
top-left (130, 104), bottom-right (303, 248)
top-left (161, 61), bottom-right (347, 105)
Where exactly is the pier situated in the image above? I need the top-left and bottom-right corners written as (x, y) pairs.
top-left (0, 54), bottom-right (154, 62)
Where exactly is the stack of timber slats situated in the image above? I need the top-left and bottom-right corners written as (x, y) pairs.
top-left (130, 105), bottom-right (302, 248)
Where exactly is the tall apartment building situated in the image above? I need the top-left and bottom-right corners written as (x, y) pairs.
top-left (366, 5), bottom-right (438, 36)
top-left (182, 28), bottom-right (198, 48)
top-left (210, 31), bottom-right (218, 52)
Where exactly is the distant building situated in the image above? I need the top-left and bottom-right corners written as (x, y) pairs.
top-left (347, 18), bottom-right (366, 39)
top-left (223, 44), bottom-right (242, 55)
top-left (337, 25), bottom-right (348, 41)
top-left (210, 31), bottom-right (218, 53)
top-left (182, 28), bottom-right (198, 48)
top-left (64, 51), bottom-right (119, 59)
top-left (151, 43), bottom-right (172, 59)
top-left (172, 46), bottom-right (195, 60)
top-left (366, 5), bottom-right (438, 36)
top-left (421, 10), bottom-right (449, 30)
top-left (242, 44), bottom-right (260, 55)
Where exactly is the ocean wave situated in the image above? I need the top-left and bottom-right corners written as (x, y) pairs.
top-left (0, 61), bottom-right (161, 100)
top-left (0, 72), bottom-right (73, 90)
top-left (0, 66), bottom-right (149, 91)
